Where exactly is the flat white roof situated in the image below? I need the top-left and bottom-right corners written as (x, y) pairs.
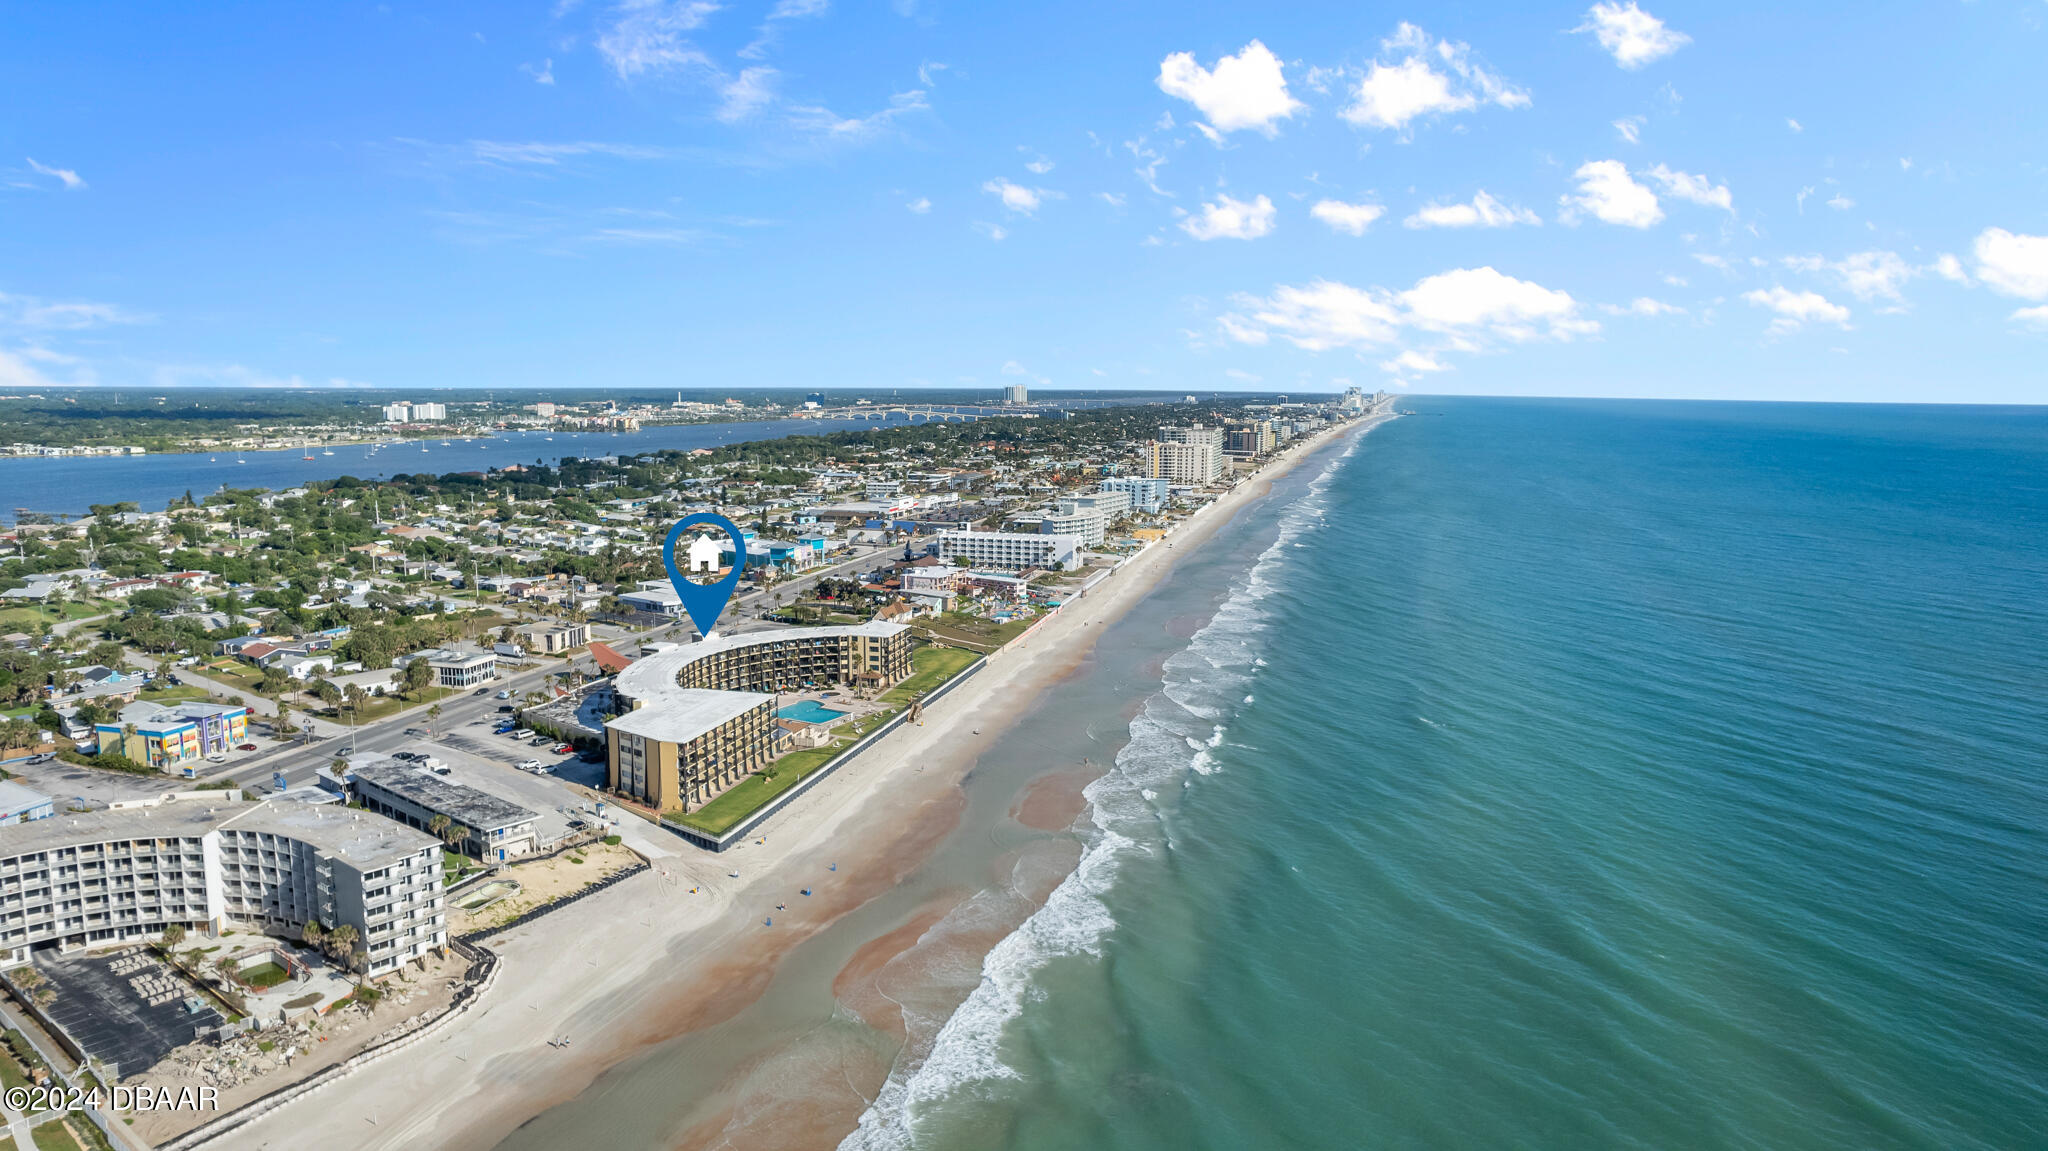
top-left (606, 688), bottom-right (770, 743)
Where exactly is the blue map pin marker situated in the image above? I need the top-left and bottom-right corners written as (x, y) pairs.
top-left (662, 512), bottom-right (748, 638)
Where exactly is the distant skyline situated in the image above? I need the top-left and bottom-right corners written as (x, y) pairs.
top-left (3, 2), bottom-right (2045, 402)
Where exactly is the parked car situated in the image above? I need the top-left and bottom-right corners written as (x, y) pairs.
top-left (496, 705), bottom-right (514, 713)
top-left (236, 743), bottom-right (258, 752)
top-left (515, 759), bottom-right (543, 771)
top-left (163, 675), bottom-right (183, 687)
top-left (551, 744), bottom-right (573, 755)
top-left (24, 752), bottom-right (55, 765)
top-left (391, 751), bottom-right (421, 763)
top-left (508, 729), bottom-right (532, 740)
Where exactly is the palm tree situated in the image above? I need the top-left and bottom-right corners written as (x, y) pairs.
top-left (161, 924), bottom-right (185, 949)
top-left (300, 921), bottom-right (324, 949)
top-left (324, 923), bottom-right (358, 964)
top-left (426, 702), bottom-right (443, 739)
top-left (443, 823), bottom-right (471, 853)
top-left (428, 813), bottom-right (450, 840)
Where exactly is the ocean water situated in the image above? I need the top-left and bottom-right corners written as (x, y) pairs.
top-left (844, 398), bottom-right (2048, 1150)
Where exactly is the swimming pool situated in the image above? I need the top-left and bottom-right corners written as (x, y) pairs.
top-left (777, 700), bottom-right (849, 724)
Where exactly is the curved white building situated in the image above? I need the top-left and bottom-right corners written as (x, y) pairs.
top-left (606, 623), bottom-right (911, 812)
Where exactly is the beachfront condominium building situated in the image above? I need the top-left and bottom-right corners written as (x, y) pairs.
top-left (0, 799), bottom-right (446, 978)
top-left (936, 530), bottom-right (1080, 571)
top-left (94, 701), bottom-right (250, 771)
top-left (1225, 423), bottom-right (1277, 457)
top-left (1099, 476), bottom-right (1171, 514)
top-left (1004, 383), bottom-right (1029, 404)
top-left (1040, 490), bottom-right (1131, 547)
top-left (1147, 439), bottom-right (1224, 485)
top-left (605, 623), bottom-right (912, 812)
top-left (350, 764), bottom-right (541, 862)
top-left (383, 402), bottom-right (412, 422)
top-left (1161, 424), bottom-right (1226, 451)
top-left (410, 402), bottom-right (446, 421)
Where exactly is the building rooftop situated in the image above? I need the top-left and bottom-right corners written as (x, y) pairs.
top-left (350, 763), bottom-right (537, 832)
top-left (0, 780), bottom-right (52, 818)
top-left (220, 801), bottom-right (439, 868)
top-left (0, 797), bottom-right (435, 869)
top-left (614, 621), bottom-right (909, 706)
top-left (606, 687), bottom-right (772, 743)
top-left (108, 700), bottom-right (246, 728)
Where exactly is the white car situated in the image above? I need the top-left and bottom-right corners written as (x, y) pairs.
top-left (515, 759), bottom-right (543, 771)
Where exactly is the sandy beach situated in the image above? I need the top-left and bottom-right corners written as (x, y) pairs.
top-left (209, 414), bottom-right (1382, 1151)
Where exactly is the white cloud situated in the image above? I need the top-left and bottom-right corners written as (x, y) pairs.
top-left (1796, 186), bottom-right (1815, 214)
top-left (1096, 191), bottom-right (1127, 207)
top-left (1404, 190), bottom-right (1539, 229)
top-left (1224, 368), bottom-right (1262, 383)
top-left (1310, 199), bottom-right (1385, 236)
top-left (0, 350), bottom-right (51, 388)
top-left (1156, 40), bottom-right (1303, 136)
top-left (25, 158), bottom-right (85, 190)
top-left (716, 67), bottom-right (777, 122)
top-left (906, 197), bottom-right (931, 213)
top-left (1576, 3), bottom-right (1690, 69)
top-left (1341, 24), bottom-right (1527, 133)
top-left (769, 0), bottom-right (827, 16)
top-left (1786, 118), bottom-right (1803, 133)
top-left (1609, 297), bottom-right (1684, 316)
top-left (1220, 266), bottom-right (1595, 352)
top-left (1826, 194), bottom-right (1854, 211)
top-left (983, 178), bottom-right (1050, 215)
top-left (0, 292), bottom-right (149, 330)
top-left (1973, 228), bottom-right (2048, 299)
top-left (1645, 165), bottom-right (1732, 212)
top-left (1831, 251), bottom-right (1914, 301)
top-left (1024, 156), bottom-right (1054, 175)
top-left (1561, 160), bottom-right (1662, 227)
top-left (466, 140), bottom-right (666, 165)
top-left (1380, 350), bottom-right (1450, 374)
top-left (973, 221), bottom-right (1007, 242)
top-left (522, 58), bottom-right (556, 85)
top-left (2012, 305), bottom-right (2048, 330)
top-left (1931, 253), bottom-right (1969, 284)
top-left (786, 89), bottom-right (928, 140)
top-left (1613, 116), bottom-right (1644, 144)
top-left (597, 0), bottom-right (720, 79)
top-left (1743, 286), bottom-right (1850, 333)
top-left (1181, 193), bottom-right (1276, 241)
top-left (1402, 267), bottom-right (1597, 339)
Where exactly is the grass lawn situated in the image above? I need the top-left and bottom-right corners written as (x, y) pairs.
top-left (916, 611), bottom-right (1037, 651)
top-left (135, 684), bottom-right (210, 705)
top-left (673, 707), bottom-right (901, 836)
top-left (239, 962), bottom-right (290, 989)
top-left (0, 601), bottom-right (101, 631)
top-left (882, 645), bottom-right (982, 705)
top-left (199, 662), bottom-right (266, 691)
top-left (342, 685), bottom-right (457, 725)
top-left (443, 850), bottom-right (481, 886)
top-left (0, 1049), bottom-right (31, 1091)
top-left (29, 1118), bottom-right (82, 1151)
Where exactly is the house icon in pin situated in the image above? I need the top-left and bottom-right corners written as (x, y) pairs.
top-left (685, 533), bottom-right (722, 574)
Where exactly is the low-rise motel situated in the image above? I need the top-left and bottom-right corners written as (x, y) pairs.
top-left (0, 797), bottom-right (446, 977)
top-left (605, 622), bottom-right (911, 813)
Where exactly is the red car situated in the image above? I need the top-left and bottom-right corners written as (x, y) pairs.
top-left (551, 744), bottom-right (574, 755)
top-left (236, 743), bottom-right (258, 752)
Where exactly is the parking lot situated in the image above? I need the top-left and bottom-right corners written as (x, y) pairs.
top-left (36, 947), bottom-right (224, 1079)
top-left (357, 719), bottom-right (609, 849)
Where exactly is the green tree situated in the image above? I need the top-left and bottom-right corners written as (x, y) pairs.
top-left (161, 924), bottom-right (185, 949)
top-left (402, 657), bottom-right (434, 700)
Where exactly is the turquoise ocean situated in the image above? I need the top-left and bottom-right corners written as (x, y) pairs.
top-left (841, 398), bottom-right (2048, 1150)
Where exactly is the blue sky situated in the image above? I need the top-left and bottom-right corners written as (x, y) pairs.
top-left (3, 1), bottom-right (2045, 402)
